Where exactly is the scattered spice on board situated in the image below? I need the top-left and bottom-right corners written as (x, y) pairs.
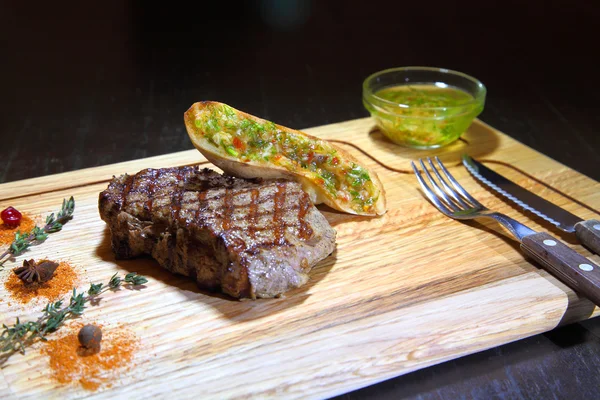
top-left (0, 197), bottom-right (75, 267)
top-left (42, 322), bottom-right (139, 391)
top-left (0, 272), bottom-right (147, 359)
top-left (4, 261), bottom-right (79, 304)
top-left (0, 213), bottom-right (36, 246)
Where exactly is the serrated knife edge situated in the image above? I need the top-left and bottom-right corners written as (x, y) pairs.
top-left (462, 155), bottom-right (576, 232)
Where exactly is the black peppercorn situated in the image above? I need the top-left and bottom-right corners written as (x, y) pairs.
top-left (78, 324), bottom-right (102, 350)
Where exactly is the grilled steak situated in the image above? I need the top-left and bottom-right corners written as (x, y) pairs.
top-left (98, 166), bottom-right (336, 299)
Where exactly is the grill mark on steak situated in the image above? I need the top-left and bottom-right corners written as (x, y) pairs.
top-left (98, 166), bottom-right (337, 299)
top-left (273, 183), bottom-right (287, 247)
top-left (121, 174), bottom-right (134, 209)
top-left (298, 195), bottom-right (314, 240)
top-left (195, 191), bottom-right (207, 222)
top-left (222, 188), bottom-right (233, 231)
top-left (170, 171), bottom-right (185, 224)
top-left (144, 169), bottom-right (157, 216)
top-left (248, 188), bottom-right (259, 238)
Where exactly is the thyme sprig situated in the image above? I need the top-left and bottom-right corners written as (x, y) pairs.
top-left (0, 197), bottom-right (75, 267)
top-left (0, 272), bottom-right (148, 359)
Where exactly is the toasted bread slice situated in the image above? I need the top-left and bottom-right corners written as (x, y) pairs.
top-left (184, 101), bottom-right (386, 216)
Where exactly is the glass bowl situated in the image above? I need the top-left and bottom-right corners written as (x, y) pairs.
top-left (362, 66), bottom-right (486, 149)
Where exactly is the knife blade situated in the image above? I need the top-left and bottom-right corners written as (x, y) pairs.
top-left (462, 154), bottom-right (600, 255)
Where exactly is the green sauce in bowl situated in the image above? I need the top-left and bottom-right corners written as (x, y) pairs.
top-left (363, 67), bottom-right (486, 149)
top-left (377, 84), bottom-right (473, 108)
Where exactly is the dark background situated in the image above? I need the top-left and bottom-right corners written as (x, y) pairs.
top-left (1, 1), bottom-right (600, 398)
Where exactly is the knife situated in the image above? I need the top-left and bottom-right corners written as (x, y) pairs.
top-left (462, 154), bottom-right (600, 255)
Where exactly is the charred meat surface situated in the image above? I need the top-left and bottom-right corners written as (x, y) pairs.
top-left (98, 166), bottom-right (336, 299)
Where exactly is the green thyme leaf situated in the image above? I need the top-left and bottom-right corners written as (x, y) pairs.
top-left (108, 273), bottom-right (122, 288)
top-left (125, 272), bottom-right (148, 286)
top-left (0, 272), bottom-right (148, 356)
top-left (88, 283), bottom-right (103, 295)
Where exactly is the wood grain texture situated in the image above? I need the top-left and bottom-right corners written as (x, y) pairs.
top-left (0, 117), bottom-right (599, 399)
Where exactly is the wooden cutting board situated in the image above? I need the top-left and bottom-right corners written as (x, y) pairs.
top-left (0, 117), bottom-right (599, 399)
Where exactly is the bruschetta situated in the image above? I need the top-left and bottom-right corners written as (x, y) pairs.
top-left (184, 101), bottom-right (386, 216)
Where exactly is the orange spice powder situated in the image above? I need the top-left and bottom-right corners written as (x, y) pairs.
top-left (42, 323), bottom-right (139, 391)
top-left (0, 214), bottom-right (36, 246)
top-left (4, 261), bottom-right (79, 304)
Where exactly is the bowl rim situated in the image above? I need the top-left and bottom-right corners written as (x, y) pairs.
top-left (363, 66), bottom-right (487, 111)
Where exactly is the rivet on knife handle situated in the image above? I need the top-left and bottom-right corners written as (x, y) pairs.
top-left (575, 219), bottom-right (600, 255)
top-left (520, 232), bottom-right (600, 306)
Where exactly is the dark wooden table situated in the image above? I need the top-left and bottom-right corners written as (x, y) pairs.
top-left (2, 1), bottom-right (599, 398)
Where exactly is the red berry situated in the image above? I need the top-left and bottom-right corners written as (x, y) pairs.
top-left (1, 206), bottom-right (22, 228)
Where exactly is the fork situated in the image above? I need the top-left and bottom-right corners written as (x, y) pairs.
top-left (412, 156), bottom-right (600, 306)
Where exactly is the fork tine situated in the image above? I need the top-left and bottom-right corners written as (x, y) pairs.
top-left (426, 158), bottom-right (472, 209)
top-left (417, 159), bottom-right (461, 211)
top-left (411, 161), bottom-right (453, 215)
top-left (434, 156), bottom-right (484, 208)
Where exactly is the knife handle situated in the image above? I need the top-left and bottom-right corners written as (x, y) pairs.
top-left (520, 232), bottom-right (600, 306)
top-left (575, 219), bottom-right (600, 255)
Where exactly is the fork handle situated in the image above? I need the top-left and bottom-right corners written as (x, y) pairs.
top-left (575, 219), bottom-right (600, 255)
top-left (521, 232), bottom-right (600, 306)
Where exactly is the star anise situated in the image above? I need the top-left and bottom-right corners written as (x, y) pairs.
top-left (13, 259), bottom-right (59, 284)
